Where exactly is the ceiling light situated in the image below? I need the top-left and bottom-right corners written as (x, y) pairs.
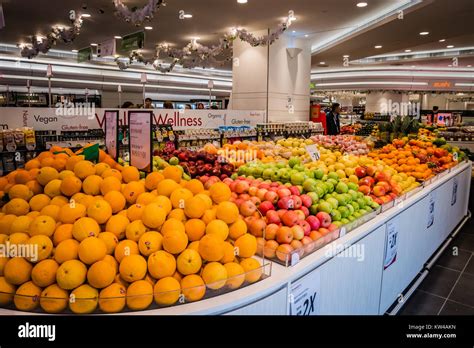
top-left (374, 45), bottom-right (382, 49)
top-left (411, 65), bottom-right (416, 68)
top-left (404, 49), bottom-right (411, 52)
top-left (357, 2), bottom-right (368, 7)
top-left (419, 31), bottom-right (429, 36)
top-left (439, 39), bottom-right (446, 42)
top-left (81, 13), bottom-right (91, 18)
top-left (183, 14), bottom-right (193, 18)
top-left (292, 30), bottom-right (296, 33)
top-left (71, 49), bottom-right (78, 53)
top-left (304, 34), bottom-right (309, 37)
top-left (447, 45), bottom-right (454, 48)
top-left (90, 43), bottom-right (98, 46)
top-left (237, 0), bottom-right (248, 3)
top-left (192, 37), bottom-right (201, 40)
top-left (144, 26), bottom-right (153, 30)
top-left (448, 64), bottom-right (452, 67)
top-left (319, 62), bottom-right (325, 65)
top-left (468, 65), bottom-right (472, 67)
top-left (343, 55), bottom-right (349, 58)
top-left (114, 36), bottom-right (122, 39)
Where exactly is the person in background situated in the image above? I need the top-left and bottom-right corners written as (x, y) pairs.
top-left (197, 103), bottom-right (205, 110)
top-left (163, 101), bottom-right (174, 109)
top-left (326, 103), bottom-right (341, 135)
top-left (210, 104), bottom-right (218, 110)
top-left (143, 98), bottom-right (154, 109)
top-left (185, 104), bottom-right (192, 109)
top-left (121, 101), bottom-right (134, 108)
top-left (429, 106), bottom-right (439, 125)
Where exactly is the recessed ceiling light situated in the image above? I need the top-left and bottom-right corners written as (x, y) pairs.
top-left (343, 55), bottom-right (349, 58)
top-left (405, 49), bottom-right (411, 52)
top-left (72, 49), bottom-right (78, 53)
top-left (81, 13), bottom-right (91, 18)
top-left (447, 45), bottom-right (454, 48)
top-left (144, 26), bottom-right (153, 30)
top-left (374, 45), bottom-right (382, 49)
top-left (357, 2), bottom-right (368, 7)
top-left (319, 61), bottom-right (325, 65)
top-left (419, 31), bottom-right (429, 36)
top-left (292, 30), bottom-right (296, 33)
top-left (183, 13), bottom-right (193, 18)
top-left (411, 65), bottom-right (416, 68)
top-left (467, 65), bottom-right (472, 67)
top-left (304, 34), bottom-right (309, 37)
top-left (192, 37), bottom-right (201, 41)
top-left (114, 36), bottom-right (122, 39)
top-left (237, 0), bottom-right (248, 3)
top-left (90, 43), bottom-right (98, 46)
top-left (448, 64), bottom-right (453, 67)
top-left (439, 39), bottom-right (446, 42)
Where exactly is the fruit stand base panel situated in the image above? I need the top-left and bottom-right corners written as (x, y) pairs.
top-left (0, 162), bottom-right (471, 316)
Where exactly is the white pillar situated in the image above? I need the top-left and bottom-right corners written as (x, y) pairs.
top-left (365, 91), bottom-right (411, 115)
top-left (231, 31), bottom-right (311, 122)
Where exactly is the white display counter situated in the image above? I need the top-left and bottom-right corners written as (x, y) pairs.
top-left (0, 161), bottom-right (471, 316)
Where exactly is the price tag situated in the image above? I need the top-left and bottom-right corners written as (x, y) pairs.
top-left (427, 192), bottom-right (435, 228)
top-left (290, 252), bottom-right (300, 266)
top-left (305, 144), bottom-right (320, 161)
top-left (451, 177), bottom-right (458, 206)
top-left (289, 270), bottom-right (320, 315)
top-left (452, 152), bottom-right (458, 162)
top-left (384, 219), bottom-right (399, 269)
top-left (339, 227), bottom-right (347, 237)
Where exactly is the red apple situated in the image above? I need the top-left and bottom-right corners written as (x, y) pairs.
top-left (300, 194), bottom-right (312, 208)
top-left (277, 209), bottom-right (287, 219)
top-left (318, 227), bottom-right (330, 236)
top-left (300, 206), bottom-right (310, 217)
top-left (290, 240), bottom-right (304, 257)
top-left (277, 196), bottom-right (294, 210)
top-left (316, 212), bottom-right (332, 228)
top-left (249, 218), bottom-right (267, 237)
top-left (282, 211), bottom-right (299, 227)
top-left (248, 186), bottom-right (258, 196)
top-left (388, 192), bottom-right (398, 199)
top-left (376, 181), bottom-right (391, 193)
top-left (366, 166), bottom-right (376, 176)
top-left (249, 196), bottom-right (261, 206)
top-left (297, 220), bottom-right (311, 236)
top-left (375, 171), bottom-right (391, 183)
top-left (276, 244), bottom-right (293, 262)
top-left (240, 201), bottom-right (257, 217)
top-left (229, 181), bottom-right (237, 192)
top-left (234, 198), bottom-right (244, 207)
top-left (359, 176), bottom-right (375, 187)
top-left (263, 240), bottom-right (279, 258)
top-left (264, 191), bottom-right (279, 204)
top-left (266, 210), bottom-right (281, 224)
top-left (258, 201), bottom-right (274, 215)
top-left (306, 216), bottom-right (321, 231)
top-left (290, 195), bottom-right (302, 209)
top-left (269, 187), bottom-right (279, 193)
top-left (309, 230), bottom-right (323, 241)
top-left (256, 237), bottom-right (265, 255)
top-left (265, 223), bottom-right (279, 240)
top-left (355, 166), bottom-right (367, 178)
top-left (301, 236), bottom-right (314, 254)
top-left (373, 185), bottom-right (386, 197)
top-left (289, 186), bottom-right (301, 196)
top-left (277, 188), bottom-right (291, 198)
top-left (256, 188), bottom-right (268, 201)
top-left (358, 185), bottom-right (371, 195)
top-left (258, 183), bottom-right (271, 190)
top-left (276, 226), bottom-right (293, 244)
top-left (327, 223), bottom-right (338, 232)
top-left (239, 193), bottom-right (250, 201)
top-left (294, 210), bottom-right (306, 221)
top-left (223, 178), bottom-right (233, 185)
top-left (291, 225), bottom-right (305, 241)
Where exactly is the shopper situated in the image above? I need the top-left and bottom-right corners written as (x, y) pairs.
top-left (197, 103), bottom-right (205, 109)
top-left (210, 104), bottom-right (218, 110)
top-left (121, 101), bottom-right (134, 108)
top-left (326, 103), bottom-right (341, 135)
top-left (185, 104), bottom-right (192, 109)
top-left (163, 101), bottom-right (174, 109)
top-left (428, 106), bottom-right (439, 125)
top-left (143, 98), bottom-right (154, 109)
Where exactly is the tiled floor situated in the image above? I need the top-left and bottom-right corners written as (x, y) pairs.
top-left (399, 180), bottom-right (474, 315)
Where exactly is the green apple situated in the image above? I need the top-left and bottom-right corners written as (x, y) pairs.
top-left (276, 161), bottom-right (286, 169)
top-left (330, 209), bottom-right (342, 221)
top-left (314, 168), bottom-right (324, 180)
top-left (324, 193), bottom-right (332, 200)
top-left (307, 192), bottom-right (319, 204)
top-left (341, 218), bottom-right (349, 225)
top-left (332, 221), bottom-right (343, 228)
top-left (350, 202), bottom-right (360, 211)
top-left (353, 211), bottom-right (362, 219)
top-left (328, 172), bottom-right (339, 181)
top-left (348, 182), bottom-right (359, 191)
top-left (338, 206), bottom-right (350, 219)
top-left (358, 208), bottom-right (367, 215)
top-left (252, 167), bottom-right (263, 178)
top-left (271, 171), bottom-right (280, 182)
top-left (262, 168), bottom-right (274, 180)
top-left (294, 164), bottom-right (305, 172)
top-left (304, 170), bottom-right (315, 179)
top-left (356, 192), bottom-right (364, 199)
top-left (310, 204), bottom-right (319, 215)
top-left (346, 204), bottom-right (355, 215)
top-left (288, 157), bottom-right (301, 168)
top-left (325, 182), bottom-right (335, 193)
top-left (303, 178), bottom-right (317, 192)
top-left (291, 173), bottom-right (305, 185)
top-left (336, 182), bottom-right (349, 194)
top-left (348, 215), bottom-right (356, 222)
top-left (327, 197), bottom-right (339, 209)
top-left (365, 206), bottom-right (373, 213)
top-left (231, 173), bottom-right (238, 180)
top-left (336, 194), bottom-right (347, 206)
top-left (169, 157), bottom-right (179, 165)
top-left (247, 175), bottom-right (255, 180)
top-left (348, 189), bottom-right (358, 201)
top-left (327, 178), bottom-right (339, 187)
top-left (356, 198), bottom-right (367, 208)
top-left (317, 201), bottom-right (333, 213)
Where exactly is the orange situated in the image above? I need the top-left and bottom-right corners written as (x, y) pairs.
top-left (172, 271), bottom-right (182, 283)
top-left (106, 215), bottom-right (130, 240)
top-left (0, 276), bottom-right (15, 306)
top-left (101, 168), bottom-right (122, 181)
top-left (88, 260), bottom-right (115, 288)
top-left (31, 259), bottom-right (59, 287)
top-left (60, 176), bottom-right (82, 197)
top-left (58, 202), bottom-right (86, 224)
top-left (216, 201), bottom-right (239, 224)
top-left (147, 250), bottom-right (176, 279)
top-left (4, 257), bottom-right (32, 285)
top-left (234, 234), bottom-right (257, 258)
top-left (50, 196), bottom-right (69, 207)
top-left (103, 191), bottom-right (126, 214)
top-left (163, 166), bottom-right (182, 183)
top-left (54, 239), bottom-right (79, 264)
top-left (74, 160), bottom-right (96, 179)
top-left (78, 237), bottom-right (107, 265)
top-left (40, 284), bottom-right (69, 313)
top-left (198, 234), bottom-right (225, 262)
top-left (142, 203), bottom-right (167, 229)
top-left (14, 170), bottom-right (32, 185)
top-left (65, 155), bottom-right (84, 171)
top-left (7, 231), bottom-right (30, 244)
top-left (53, 224), bottom-right (73, 246)
top-left (102, 255), bottom-right (118, 274)
top-left (177, 249), bottom-right (202, 275)
top-left (168, 208), bottom-right (186, 222)
top-left (138, 231), bottom-right (163, 256)
top-left (185, 179), bottom-right (204, 195)
top-left (98, 232), bottom-right (118, 255)
top-left (209, 182), bottom-right (231, 203)
top-left (25, 180), bottom-right (42, 195)
top-left (29, 215), bottom-right (56, 237)
top-left (153, 277), bottom-right (181, 306)
top-left (224, 262), bottom-right (245, 289)
top-left (114, 240), bottom-right (139, 263)
top-left (136, 192), bottom-right (156, 206)
top-left (184, 219), bottom-right (206, 242)
top-left (201, 262), bottom-right (227, 290)
top-left (99, 283), bottom-right (126, 313)
top-left (100, 176), bottom-right (122, 195)
top-left (183, 196), bottom-right (206, 219)
top-left (121, 166), bottom-right (140, 183)
top-left (122, 181), bottom-right (145, 204)
top-left (0, 214), bottom-right (16, 235)
top-left (206, 220), bottom-right (229, 241)
top-left (87, 199), bottom-right (112, 224)
top-left (119, 254), bottom-right (147, 282)
top-left (5, 198), bottom-right (30, 216)
top-left (14, 281), bottom-right (42, 311)
top-left (36, 167), bottom-right (59, 186)
top-left (29, 194), bottom-right (51, 212)
top-left (240, 258), bottom-right (262, 283)
top-left (94, 162), bottom-right (110, 176)
top-left (161, 218), bottom-right (186, 236)
top-left (170, 188), bottom-right (193, 209)
top-left (44, 179), bottom-right (62, 198)
top-left (220, 241), bottom-right (236, 263)
top-left (25, 159), bottom-right (41, 171)
top-left (27, 235), bottom-right (53, 262)
top-left (229, 219), bottom-right (247, 240)
top-left (9, 184), bottom-right (33, 200)
top-left (127, 203), bottom-right (145, 221)
top-left (201, 208), bottom-right (217, 225)
top-left (156, 179), bottom-right (180, 197)
top-left (145, 172), bottom-right (164, 191)
top-left (72, 217), bottom-right (100, 241)
top-left (181, 274), bottom-right (206, 302)
top-left (82, 175), bottom-right (103, 196)
top-left (162, 230), bottom-right (188, 255)
top-left (153, 196), bottom-right (172, 214)
top-left (69, 284), bottom-right (98, 314)
top-left (125, 220), bottom-right (148, 242)
top-left (126, 280), bottom-right (153, 311)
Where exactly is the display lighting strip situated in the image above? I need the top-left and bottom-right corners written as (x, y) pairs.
top-left (311, 65), bottom-right (474, 74)
top-left (311, 70), bottom-right (474, 80)
top-left (455, 83), bottom-right (474, 87)
top-left (0, 74), bottom-right (232, 93)
top-left (315, 81), bottom-right (429, 87)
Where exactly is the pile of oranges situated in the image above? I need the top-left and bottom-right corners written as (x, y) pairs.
top-left (0, 146), bottom-right (263, 314)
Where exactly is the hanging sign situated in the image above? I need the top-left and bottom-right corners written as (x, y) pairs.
top-left (121, 31), bottom-right (145, 52)
top-left (105, 110), bottom-right (119, 160)
top-left (128, 111), bottom-right (152, 172)
top-left (77, 47), bottom-right (92, 63)
top-left (98, 38), bottom-right (117, 57)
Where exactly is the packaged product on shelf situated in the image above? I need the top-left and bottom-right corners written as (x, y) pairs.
top-left (0, 130), bottom-right (3, 152)
top-left (24, 127), bottom-right (36, 150)
top-left (13, 129), bottom-right (25, 148)
top-left (3, 129), bottom-right (16, 152)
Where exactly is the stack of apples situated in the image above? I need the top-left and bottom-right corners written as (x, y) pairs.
top-left (355, 166), bottom-right (402, 205)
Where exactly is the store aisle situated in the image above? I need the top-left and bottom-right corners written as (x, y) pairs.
top-left (399, 180), bottom-right (474, 315)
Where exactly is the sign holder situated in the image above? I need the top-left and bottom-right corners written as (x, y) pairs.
top-left (104, 110), bottom-right (120, 161)
top-left (128, 111), bottom-right (153, 173)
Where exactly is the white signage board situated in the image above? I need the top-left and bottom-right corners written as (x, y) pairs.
top-left (289, 270), bottom-right (321, 315)
top-left (128, 111), bottom-right (152, 172)
top-left (104, 110), bottom-right (119, 160)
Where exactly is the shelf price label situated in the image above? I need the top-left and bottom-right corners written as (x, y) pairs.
top-left (384, 219), bottom-right (399, 270)
top-left (451, 177), bottom-right (458, 206)
top-left (289, 270), bottom-right (320, 316)
top-left (305, 144), bottom-right (320, 162)
top-left (427, 192), bottom-right (436, 229)
top-left (452, 152), bottom-right (458, 162)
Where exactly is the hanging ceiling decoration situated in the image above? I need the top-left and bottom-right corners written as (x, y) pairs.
top-left (18, 11), bottom-right (84, 59)
top-left (113, 0), bottom-right (166, 26)
top-left (116, 11), bottom-right (296, 72)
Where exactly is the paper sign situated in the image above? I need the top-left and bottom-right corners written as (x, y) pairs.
top-left (452, 152), bottom-right (458, 162)
top-left (290, 270), bottom-right (320, 315)
top-left (451, 177), bottom-right (458, 206)
top-left (305, 144), bottom-right (320, 161)
top-left (339, 227), bottom-right (347, 237)
top-left (121, 31), bottom-right (145, 52)
top-left (98, 38), bottom-right (116, 57)
top-left (427, 192), bottom-right (435, 228)
top-left (129, 111), bottom-right (152, 172)
top-left (290, 252), bottom-right (300, 266)
top-left (384, 220), bottom-right (398, 269)
top-left (105, 111), bottom-right (119, 160)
